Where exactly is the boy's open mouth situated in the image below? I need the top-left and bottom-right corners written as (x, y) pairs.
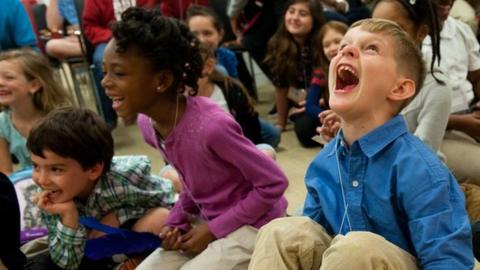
top-left (336, 64), bottom-right (359, 92)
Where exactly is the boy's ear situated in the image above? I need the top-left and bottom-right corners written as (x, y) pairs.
top-left (87, 163), bottom-right (104, 181)
top-left (388, 77), bottom-right (415, 102)
top-left (155, 70), bottom-right (174, 93)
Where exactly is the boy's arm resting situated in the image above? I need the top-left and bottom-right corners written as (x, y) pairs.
top-left (402, 162), bottom-right (474, 269)
top-left (82, 0), bottom-right (112, 45)
top-left (45, 0), bottom-right (64, 32)
top-left (205, 116), bottom-right (288, 238)
top-left (43, 214), bottom-right (87, 270)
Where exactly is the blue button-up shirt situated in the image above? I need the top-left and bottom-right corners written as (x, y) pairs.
top-left (303, 115), bottom-right (474, 269)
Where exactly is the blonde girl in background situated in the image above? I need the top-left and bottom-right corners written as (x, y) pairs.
top-left (0, 48), bottom-right (71, 175)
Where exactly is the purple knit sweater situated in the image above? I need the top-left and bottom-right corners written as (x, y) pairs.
top-left (137, 96), bottom-right (288, 237)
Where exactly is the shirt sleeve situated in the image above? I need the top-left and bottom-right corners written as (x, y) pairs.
top-left (43, 213), bottom-right (87, 270)
top-left (305, 69), bottom-right (328, 118)
top-left (458, 20), bottom-right (480, 72)
top-left (401, 155), bottom-right (474, 269)
top-left (13, 1), bottom-right (38, 49)
top-left (203, 114), bottom-right (288, 237)
top-left (411, 77), bottom-right (451, 153)
top-left (104, 156), bottom-right (176, 224)
top-left (165, 191), bottom-right (199, 232)
top-left (82, 0), bottom-right (112, 45)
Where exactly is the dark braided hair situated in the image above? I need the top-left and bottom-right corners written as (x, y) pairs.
top-left (373, 0), bottom-right (442, 83)
top-left (111, 7), bottom-right (203, 95)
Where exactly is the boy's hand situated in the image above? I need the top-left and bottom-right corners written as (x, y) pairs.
top-left (159, 226), bottom-right (182, 250)
top-left (34, 191), bottom-right (76, 216)
top-left (34, 191), bottom-right (79, 229)
top-left (318, 110), bottom-right (341, 142)
top-left (179, 223), bottom-right (216, 254)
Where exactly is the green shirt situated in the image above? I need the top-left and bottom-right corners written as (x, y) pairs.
top-left (41, 155), bottom-right (175, 270)
top-left (0, 111), bottom-right (31, 169)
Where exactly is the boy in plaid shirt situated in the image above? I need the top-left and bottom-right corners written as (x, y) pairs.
top-left (27, 107), bottom-right (175, 270)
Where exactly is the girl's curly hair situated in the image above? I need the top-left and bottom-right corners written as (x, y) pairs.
top-left (111, 7), bottom-right (203, 95)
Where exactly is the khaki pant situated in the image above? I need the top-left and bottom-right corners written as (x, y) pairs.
top-left (0, 260), bottom-right (6, 270)
top-left (137, 225), bottom-right (257, 270)
top-left (250, 217), bottom-right (466, 270)
top-left (442, 130), bottom-right (480, 185)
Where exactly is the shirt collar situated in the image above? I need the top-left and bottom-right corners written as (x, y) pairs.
top-left (357, 115), bottom-right (408, 158)
top-left (329, 115), bottom-right (408, 158)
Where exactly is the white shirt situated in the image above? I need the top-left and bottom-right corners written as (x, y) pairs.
top-left (422, 16), bottom-right (480, 113)
top-left (210, 84), bottom-right (229, 113)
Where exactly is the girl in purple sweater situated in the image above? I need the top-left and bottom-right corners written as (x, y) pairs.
top-left (101, 7), bottom-right (288, 269)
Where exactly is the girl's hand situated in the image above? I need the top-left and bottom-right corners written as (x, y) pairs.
top-left (179, 223), bottom-right (216, 254)
top-left (159, 226), bottom-right (182, 251)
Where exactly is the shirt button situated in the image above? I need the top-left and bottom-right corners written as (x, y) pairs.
top-left (352, 180), bottom-right (359, 187)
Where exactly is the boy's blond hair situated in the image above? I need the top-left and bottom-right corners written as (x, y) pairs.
top-left (351, 18), bottom-right (426, 110)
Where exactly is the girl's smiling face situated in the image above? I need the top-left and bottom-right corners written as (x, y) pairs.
top-left (188, 15), bottom-right (223, 50)
top-left (0, 60), bottom-right (40, 107)
top-left (101, 39), bottom-right (168, 118)
top-left (285, 2), bottom-right (314, 41)
top-left (322, 28), bottom-right (344, 61)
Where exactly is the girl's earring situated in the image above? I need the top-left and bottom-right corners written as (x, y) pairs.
top-left (156, 86), bottom-right (162, 92)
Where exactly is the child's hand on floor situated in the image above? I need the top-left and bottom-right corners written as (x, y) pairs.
top-left (159, 226), bottom-right (182, 250)
top-left (34, 190), bottom-right (79, 229)
top-left (179, 223), bottom-right (216, 254)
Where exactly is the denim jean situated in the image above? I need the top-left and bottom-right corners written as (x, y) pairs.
top-left (259, 118), bottom-right (280, 148)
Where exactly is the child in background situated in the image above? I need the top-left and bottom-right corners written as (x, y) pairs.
top-left (249, 18), bottom-right (476, 269)
top-left (101, 7), bottom-right (288, 269)
top-left (28, 107), bottom-right (175, 270)
top-left (306, 21), bottom-right (347, 144)
top-left (187, 5), bottom-right (281, 148)
top-left (422, 0), bottom-right (480, 183)
top-left (265, 0), bottom-right (326, 147)
top-left (186, 5), bottom-right (239, 78)
top-left (0, 48), bottom-right (71, 175)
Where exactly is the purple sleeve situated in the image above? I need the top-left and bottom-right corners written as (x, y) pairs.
top-left (165, 191), bottom-right (199, 232)
top-left (137, 114), bottom-right (157, 149)
top-left (204, 115), bottom-right (288, 237)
